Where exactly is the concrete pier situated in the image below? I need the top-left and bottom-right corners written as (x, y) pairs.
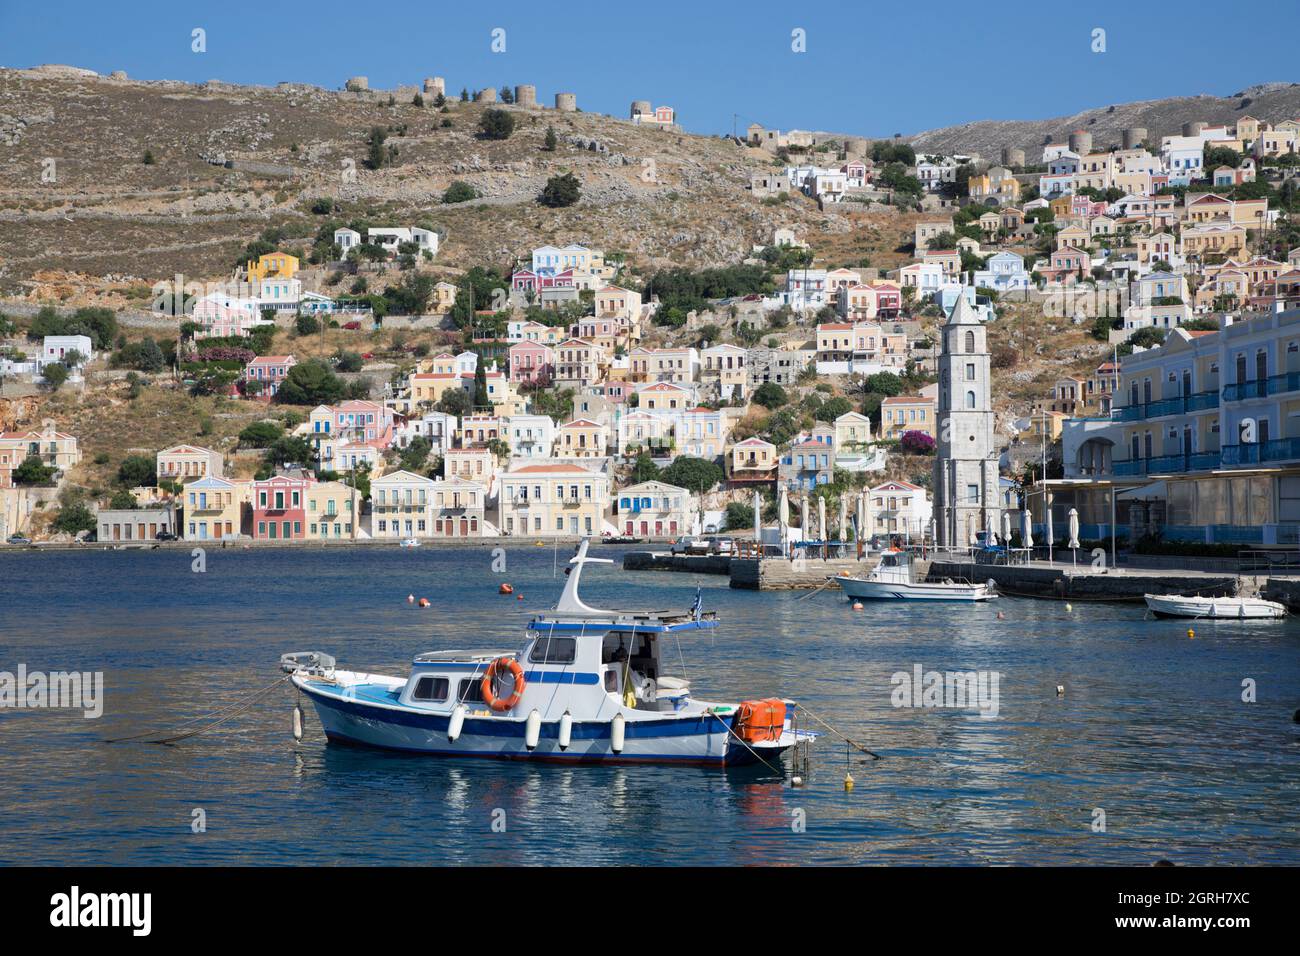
top-left (927, 560), bottom-right (1239, 602)
top-left (729, 556), bottom-right (890, 590)
top-left (622, 551), bottom-right (731, 575)
top-left (1261, 577), bottom-right (1300, 610)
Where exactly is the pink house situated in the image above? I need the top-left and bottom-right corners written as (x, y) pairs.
top-left (242, 354), bottom-right (297, 399)
top-left (325, 400), bottom-right (395, 449)
top-left (508, 341), bottom-right (554, 385)
top-left (1043, 246), bottom-right (1090, 284)
top-left (252, 473), bottom-right (313, 540)
top-left (511, 267), bottom-right (576, 293)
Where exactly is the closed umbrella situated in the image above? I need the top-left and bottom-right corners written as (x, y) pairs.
top-left (752, 490), bottom-right (762, 553)
top-left (817, 496), bottom-right (826, 549)
top-left (778, 486), bottom-right (790, 555)
top-left (800, 496), bottom-right (809, 543)
top-left (1021, 508), bottom-right (1034, 555)
top-left (839, 495), bottom-right (849, 542)
top-left (967, 512), bottom-right (977, 550)
top-left (1001, 510), bottom-right (1012, 547)
top-left (1068, 507), bottom-right (1080, 568)
top-left (1045, 497), bottom-right (1055, 565)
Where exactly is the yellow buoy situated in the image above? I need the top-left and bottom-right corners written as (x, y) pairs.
top-left (844, 771), bottom-right (855, 792)
top-left (1065, 603), bottom-right (1073, 612)
top-left (1188, 628), bottom-right (1195, 639)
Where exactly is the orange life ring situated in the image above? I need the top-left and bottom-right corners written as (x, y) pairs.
top-left (481, 657), bottom-right (526, 712)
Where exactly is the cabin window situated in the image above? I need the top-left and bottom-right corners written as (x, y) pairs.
top-left (529, 636), bottom-right (576, 664)
top-left (412, 676), bottom-right (449, 702)
top-left (458, 679), bottom-right (486, 704)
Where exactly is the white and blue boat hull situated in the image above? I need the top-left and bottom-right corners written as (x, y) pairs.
top-left (295, 676), bottom-right (796, 767)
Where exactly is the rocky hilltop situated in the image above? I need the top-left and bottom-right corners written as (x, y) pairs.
top-left (906, 83), bottom-right (1300, 158)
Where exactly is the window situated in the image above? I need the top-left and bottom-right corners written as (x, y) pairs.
top-left (457, 679), bottom-right (486, 704)
top-left (529, 636), bottom-right (577, 664)
top-left (412, 676), bottom-right (449, 702)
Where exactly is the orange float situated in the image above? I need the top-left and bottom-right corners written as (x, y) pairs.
top-left (481, 657), bottom-right (526, 712)
top-left (499, 583), bottom-right (514, 595)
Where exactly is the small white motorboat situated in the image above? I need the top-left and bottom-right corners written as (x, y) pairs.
top-left (399, 537), bottom-right (421, 548)
top-left (1143, 593), bottom-right (1286, 619)
top-left (834, 550), bottom-right (995, 602)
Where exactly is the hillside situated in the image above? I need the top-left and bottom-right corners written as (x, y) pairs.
top-left (0, 65), bottom-right (883, 302)
top-left (906, 82), bottom-right (1300, 158)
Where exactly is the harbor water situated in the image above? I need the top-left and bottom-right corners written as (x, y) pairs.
top-left (0, 544), bottom-right (1297, 865)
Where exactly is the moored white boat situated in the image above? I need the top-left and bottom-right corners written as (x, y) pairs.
top-left (399, 537), bottom-right (421, 548)
top-left (282, 540), bottom-right (815, 766)
top-left (834, 551), bottom-right (995, 602)
top-left (1143, 593), bottom-right (1286, 619)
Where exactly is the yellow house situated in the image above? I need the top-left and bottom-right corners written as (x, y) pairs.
top-left (182, 476), bottom-right (250, 540)
top-left (557, 419), bottom-right (609, 458)
top-left (433, 282), bottom-right (458, 313)
top-left (157, 443), bottom-right (224, 484)
top-left (409, 372), bottom-right (470, 408)
top-left (305, 480), bottom-right (355, 538)
top-left (1024, 410), bottom-right (1066, 443)
top-left (726, 437), bottom-right (777, 482)
top-left (246, 252), bottom-right (299, 282)
top-left (834, 411), bottom-right (874, 451)
top-left (1181, 223), bottom-right (1247, 261)
top-left (880, 395), bottom-right (935, 441)
top-left (498, 463), bottom-right (610, 537)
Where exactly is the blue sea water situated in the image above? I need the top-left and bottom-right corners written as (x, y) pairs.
top-left (0, 543), bottom-right (1297, 866)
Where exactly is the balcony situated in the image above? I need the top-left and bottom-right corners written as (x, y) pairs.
top-left (1220, 438), bottom-right (1300, 467)
top-left (1112, 389), bottom-right (1219, 421)
top-left (1112, 451), bottom-right (1221, 476)
top-left (1222, 372), bottom-right (1300, 403)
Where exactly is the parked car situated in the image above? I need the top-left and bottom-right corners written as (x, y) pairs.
top-left (6, 534), bottom-right (32, 546)
top-left (706, 536), bottom-right (736, 557)
top-left (670, 535), bottom-right (708, 556)
top-left (155, 530), bottom-right (178, 542)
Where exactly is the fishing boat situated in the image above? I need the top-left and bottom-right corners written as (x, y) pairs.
top-left (1143, 593), bottom-right (1286, 619)
top-left (833, 550), bottom-right (995, 602)
top-left (281, 540), bottom-right (815, 766)
top-left (399, 537), bottom-right (421, 548)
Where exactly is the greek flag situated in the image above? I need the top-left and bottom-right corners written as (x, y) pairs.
top-left (691, 587), bottom-right (703, 622)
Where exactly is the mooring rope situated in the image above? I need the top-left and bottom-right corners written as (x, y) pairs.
top-left (104, 675), bottom-right (293, 745)
top-left (791, 702), bottom-right (881, 760)
top-left (707, 710), bottom-right (782, 773)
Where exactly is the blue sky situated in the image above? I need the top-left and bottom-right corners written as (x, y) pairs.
top-left (2, 1), bottom-right (1298, 137)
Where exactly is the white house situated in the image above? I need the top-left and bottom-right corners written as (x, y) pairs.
top-left (869, 479), bottom-right (932, 538)
top-left (334, 228), bottom-right (361, 253)
top-left (367, 226), bottom-right (439, 258)
top-left (41, 335), bottom-right (94, 368)
top-left (506, 414), bottom-right (556, 459)
top-left (972, 252), bottom-right (1031, 292)
top-left (394, 410), bottom-right (458, 456)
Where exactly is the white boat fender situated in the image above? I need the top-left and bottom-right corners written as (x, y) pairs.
top-left (292, 703), bottom-right (303, 741)
top-left (558, 711), bottom-right (573, 750)
top-left (610, 713), bottom-right (626, 754)
top-left (448, 703), bottom-right (467, 743)
top-left (525, 709), bottom-right (542, 751)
